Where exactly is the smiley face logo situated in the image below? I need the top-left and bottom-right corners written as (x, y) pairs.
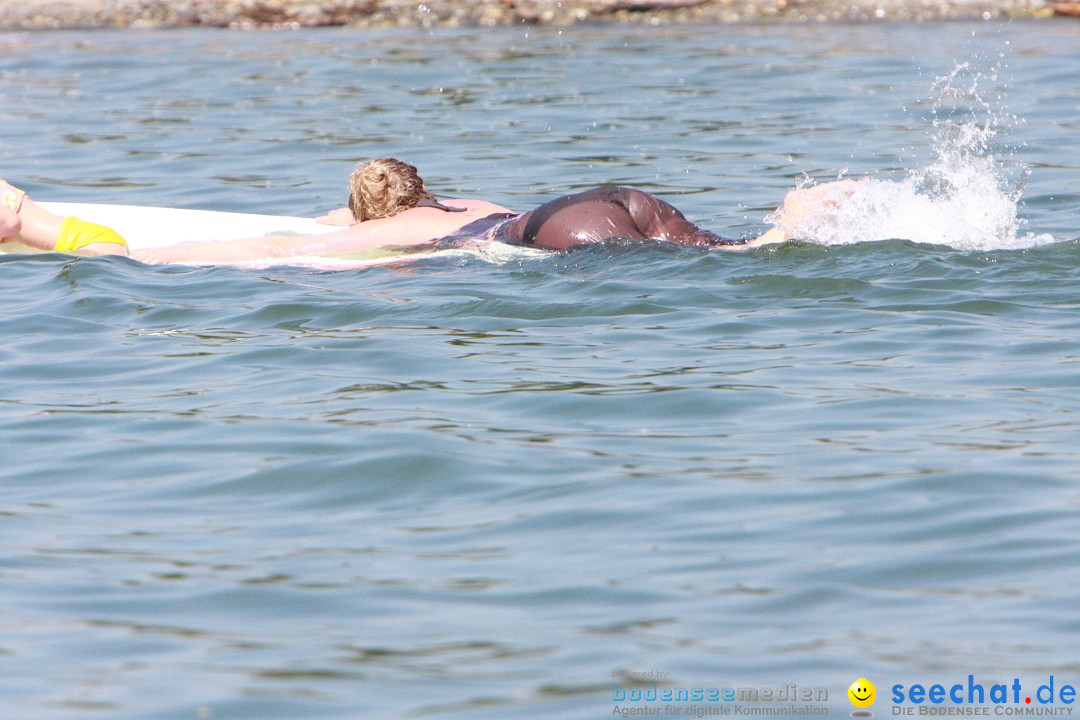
top-left (848, 678), bottom-right (876, 708)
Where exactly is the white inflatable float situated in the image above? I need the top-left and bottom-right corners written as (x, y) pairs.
top-left (38, 202), bottom-right (336, 249)
top-left (2, 202), bottom-right (534, 269)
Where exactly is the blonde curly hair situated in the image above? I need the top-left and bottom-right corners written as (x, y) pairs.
top-left (348, 158), bottom-right (427, 222)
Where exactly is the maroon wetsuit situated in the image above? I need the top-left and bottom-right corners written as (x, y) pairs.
top-left (496, 186), bottom-right (742, 250)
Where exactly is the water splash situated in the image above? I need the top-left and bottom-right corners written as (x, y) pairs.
top-left (768, 62), bottom-right (1055, 251)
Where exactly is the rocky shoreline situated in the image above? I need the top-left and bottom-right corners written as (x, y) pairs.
top-left (0, 0), bottom-right (1070, 30)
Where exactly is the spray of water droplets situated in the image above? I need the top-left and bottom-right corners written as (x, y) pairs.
top-left (767, 61), bottom-right (1055, 251)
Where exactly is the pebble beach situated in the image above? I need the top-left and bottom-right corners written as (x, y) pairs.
top-left (0, 0), bottom-right (1072, 30)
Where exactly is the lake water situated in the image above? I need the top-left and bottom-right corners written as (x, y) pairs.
top-left (2, 19), bottom-right (1080, 720)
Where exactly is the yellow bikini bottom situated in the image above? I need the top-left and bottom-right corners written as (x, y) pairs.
top-left (54, 216), bottom-right (129, 254)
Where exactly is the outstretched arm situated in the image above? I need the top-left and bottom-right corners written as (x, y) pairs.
top-left (134, 231), bottom-right (331, 264)
top-left (134, 221), bottom-right (411, 264)
top-left (134, 200), bottom-right (511, 265)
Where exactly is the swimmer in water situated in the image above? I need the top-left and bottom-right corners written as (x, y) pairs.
top-left (0, 178), bottom-right (129, 256)
top-left (134, 158), bottom-right (836, 265)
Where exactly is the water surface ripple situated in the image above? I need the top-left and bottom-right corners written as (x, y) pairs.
top-left (2, 21), bottom-right (1080, 720)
